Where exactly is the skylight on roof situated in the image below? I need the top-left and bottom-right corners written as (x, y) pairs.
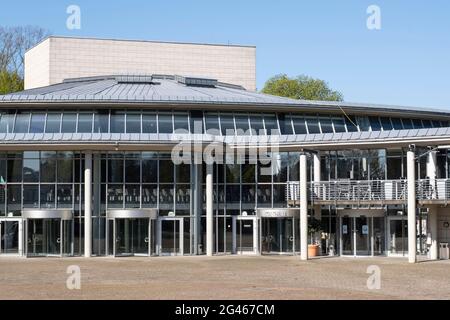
top-left (175, 75), bottom-right (218, 87)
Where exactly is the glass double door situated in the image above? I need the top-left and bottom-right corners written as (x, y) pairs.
top-left (26, 219), bottom-right (73, 257)
top-left (261, 218), bottom-right (295, 254)
top-left (387, 217), bottom-right (408, 256)
top-left (157, 218), bottom-right (183, 256)
top-left (341, 216), bottom-right (385, 256)
top-left (0, 219), bottom-right (22, 255)
top-left (110, 218), bottom-right (152, 256)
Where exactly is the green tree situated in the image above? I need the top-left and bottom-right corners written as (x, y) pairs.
top-left (261, 74), bottom-right (344, 101)
top-left (0, 70), bottom-right (23, 94)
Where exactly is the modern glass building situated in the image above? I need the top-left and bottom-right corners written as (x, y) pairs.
top-left (0, 74), bottom-right (449, 262)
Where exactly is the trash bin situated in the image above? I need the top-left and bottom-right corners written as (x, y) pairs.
top-left (439, 243), bottom-right (449, 260)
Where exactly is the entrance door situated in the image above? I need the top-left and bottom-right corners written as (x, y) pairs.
top-left (387, 217), bottom-right (408, 256)
top-left (340, 216), bottom-right (379, 256)
top-left (0, 219), bottom-right (22, 255)
top-left (157, 218), bottom-right (183, 256)
top-left (233, 216), bottom-right (259, 254)
top-left (114, 218), bottom-right (150, 256)
top-left (261, 218), bottom-right (295, 254)
top-left (26, 219), bottom-right (64, 257)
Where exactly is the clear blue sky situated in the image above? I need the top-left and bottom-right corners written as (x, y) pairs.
top-left (1, 0), bottom-right (449, 108)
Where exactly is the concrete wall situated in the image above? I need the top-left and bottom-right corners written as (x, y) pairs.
top-left (24, 38), bottom-right (50, 90)
top-left (24, 36), bottom-right (256, 91)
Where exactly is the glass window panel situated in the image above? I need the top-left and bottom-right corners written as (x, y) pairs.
top-left (249, 115), bottom-right (265, 135)
top-left (242, 185), bottom-right (256, 204)
top-left (77, 113), bottom-right (93, 133)
top-left (45, 113), bottom-right (61, 133)
top-left (40, 184), bottom-right (56, 208)
top-left (125, 184), bottom-right (140, 208)
top-left (7, 159), bottom-right (22, 182)
top-left (273, 153), bottom-right (288, 182)
top-left (258, 161), bottom-right (272, 183)
top-left (173, 114), bottom-right (189, 132)
top-left (431, 120), bottom-right (441, 128)
top-left (108, 159), bottom-right (124, 183)
top-left (23, 185), bottom-right (39, 208)
top-left (107, 185), bottom-right (123, 208)
top-left (379, 117), bottom-right (393, 131)
top-left (57, 158), bottom-right (73, 183)
top-left (158, 114), bottom-right (173, 134)
top-left (205, 113), bottom-right (220, 134)
top-left (29, 113), bottom-right (45, 133)
top-left (273, 184), bottom-right (286, 207)
top-left (357, 117), bottom-right (370, 131)
top-left (23, 158), bottom-right (40, 182)
top-left (369, 116), bottom-right (382, 131)
top-left (279, 115), bottom-right (293, 135)
top-left (159, 185), bottom-right (174, 205)
top-left (264, 115), bottom-right (279, 135)
top-left (61, 113), bottom-right (77, 133)
top-left (176, 164), bottom-right (190, 183)
top-left (0, 114), bottom-right (15, 133)
top-left (257, 185), bottom-right (271, 207)
top-left (320, 118), bottom-right (333, 133)
top-left (391, 118), bottom-right (403, 130)
top-left (412, 119), bottom-right (423, 129)
top-left (241, 164), bottom-right (255, 183)
top-left (345, 116), bottom-right (358, 132)
top-left (225, 164), bottom-right (240, 183)
top-left (110, 112), bottom-right (125, 133)
top-left (288, 152), bottom-right (300, 181)
top-left (176, 184), bottom-right (190, 206)
top-left (234, 115), bottom-right (249, 133)
top-left (125, 159), bottom-right (140, 183)
top-left (292, 117), bottom-right (307, 134)
top-left (226, 185), bottom-right (240, 203)
top-left (330, 117), bottom-right (345, 133)
top-left (220, 114), bottom-right (235, 136)
top-left (422, 119), bottom-right (432, 128)
top-left (440, 121), bottom-right (449, 127)
top-left (126, 113), bottom-right (141, 133)
top-left (94, 113), bottom-right (109, 133)
top-left (142, 184), bottom-right (157, 207)
top-left (40, 152), bottom-right (56, 182)
top-left (13, 113), bottom-right (30, 133)
top-left (401, 118), bottom-right (413, 129)
top-left (142, 113), bottom-right (157, 133)
top-left (159, 160), bottom-right (174, 183)
top-left (306, 118), bottom-right (321, 134)
top-left (57, 184), bottom-right (73, 208)
top-left (142, 159), bottom-right (157, 183)
top-left (7, 185), bottom-right (22, 211)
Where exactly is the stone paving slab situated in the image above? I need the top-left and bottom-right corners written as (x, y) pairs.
top-left (0, 255), bottom-right (449, 300)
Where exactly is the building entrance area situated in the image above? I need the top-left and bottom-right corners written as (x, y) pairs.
top-left (233, 216), bottom-right (259, 254)
top-left (0, 219), bottom-right (22, 255)
top-left (157, 217), bottom-right (184, 256)
top-left (261, 218), bottom-right (296, 254)
top-left (339, 211), bottom-right (385, 257)
top-left (107, 209), bottom-right (157, 257)
top-left (23, 210), bottom-right (73, 257)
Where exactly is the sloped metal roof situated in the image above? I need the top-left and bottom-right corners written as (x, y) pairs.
top-left (1, 74), bottom-right (449, 117)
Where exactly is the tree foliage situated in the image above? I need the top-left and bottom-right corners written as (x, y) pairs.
top-left (0, 25), bottom-right (48, 94)
top-left (0, 70), bottom-right (23, 94)
top-left (261, 74), bottom-right (344, 102)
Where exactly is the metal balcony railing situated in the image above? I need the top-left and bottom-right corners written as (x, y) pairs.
top-left (286, 179), bottom-right (408, 203)
top-left (416, 179), bottom-right (450, 201)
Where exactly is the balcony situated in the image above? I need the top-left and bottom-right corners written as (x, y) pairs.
top-left (286, 179), bottom-right (450, 205)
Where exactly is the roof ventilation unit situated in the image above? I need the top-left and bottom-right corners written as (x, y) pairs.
top-left (175, 75), bottom-right (218, 87)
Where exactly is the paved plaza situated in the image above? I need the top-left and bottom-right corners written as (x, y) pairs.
top-left (0, 255), bottom-right (449, 300)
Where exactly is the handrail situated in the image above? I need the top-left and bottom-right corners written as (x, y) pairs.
top-left (286, 178), bottom-right (450, 203)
